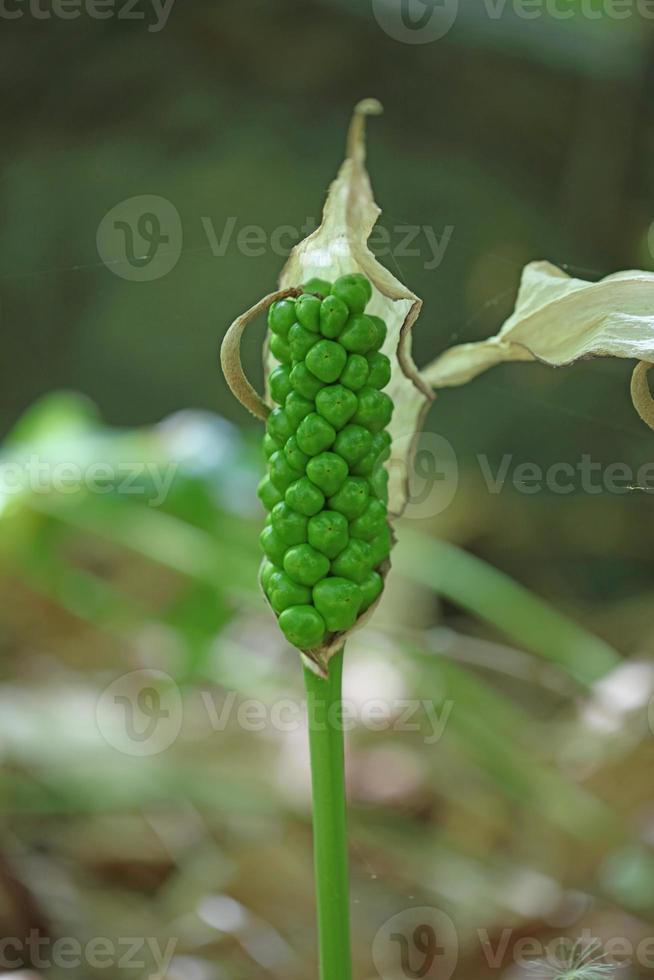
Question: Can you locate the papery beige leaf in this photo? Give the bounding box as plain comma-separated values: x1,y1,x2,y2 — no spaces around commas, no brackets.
423,261,654,402
271,99,434,516
221,100,433,672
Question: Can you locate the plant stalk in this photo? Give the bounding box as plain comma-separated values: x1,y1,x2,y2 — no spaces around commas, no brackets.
303,648,352,980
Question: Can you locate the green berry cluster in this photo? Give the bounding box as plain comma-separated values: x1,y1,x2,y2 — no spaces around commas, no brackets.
257,273,394,650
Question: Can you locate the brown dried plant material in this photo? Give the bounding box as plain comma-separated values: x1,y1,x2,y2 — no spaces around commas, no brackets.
631,360,654,432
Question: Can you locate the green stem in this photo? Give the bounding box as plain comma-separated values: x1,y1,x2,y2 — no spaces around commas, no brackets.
304,648,353,980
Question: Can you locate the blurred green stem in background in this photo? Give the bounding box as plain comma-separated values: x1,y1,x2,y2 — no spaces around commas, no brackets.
304,648,352,980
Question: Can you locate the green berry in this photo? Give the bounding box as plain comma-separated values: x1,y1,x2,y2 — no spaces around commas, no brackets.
368,315,387,350
260,525,287,566
366,351,391,389
284,435,310,473
339,314,378,354
315,384,358,430
269,451,303,493
319,294,349,339
288,322,319,361
269,365,292,404
269,571,312,614
305,340,347,383
371,430,392,462
263,433,281,459
313,577,363,632
369,526,392,567
333,425,373,466
283,544,330,587
261,560,279,593
296,413,336,456
285,391,314,429
340,354,369,391
348,272,373,302
303,277,332,297
329,477,369,520
349,498,387,540
290,362,325,400
271,501,308,547
279,605,326,649
350,450,377,476
369,463,389,504
267,408,295,444
269,333,291,364
262,273,391,647
268,298,296,336
296,293,322,332
352,387,393,433
359,571,383,611
285,477,325,517
257,475,283,511
332,274,368,314
306,452,348,496
331,538,372,584
307,510,349,559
